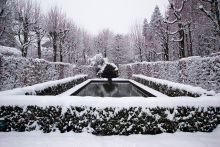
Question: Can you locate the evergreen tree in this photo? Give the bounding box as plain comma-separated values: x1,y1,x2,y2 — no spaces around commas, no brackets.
150,5,169,61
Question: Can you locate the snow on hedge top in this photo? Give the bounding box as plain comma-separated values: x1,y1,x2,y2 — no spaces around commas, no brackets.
0,75,87,95
133,74,216,96
0,46,21,57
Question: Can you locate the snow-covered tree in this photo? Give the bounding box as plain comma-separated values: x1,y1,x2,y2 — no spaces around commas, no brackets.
81,30,92,64
150,5,169,61
110,34,130,66
130,20,145,62
199,0,220,36
58,13,70,62
0,0,16,47
143,18,150,40
45,6,62,62
14,0,37,57
164,0,188,59
93,29,114,58
32,1,45,59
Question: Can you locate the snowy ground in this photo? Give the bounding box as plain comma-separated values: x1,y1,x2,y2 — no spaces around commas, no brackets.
0,125,220,147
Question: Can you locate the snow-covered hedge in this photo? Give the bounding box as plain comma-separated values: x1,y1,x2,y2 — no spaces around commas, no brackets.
0,46,22,57
0,75,87,95
0,105,219,134
0,55,96,91
133,75,215,97
119,55,220,93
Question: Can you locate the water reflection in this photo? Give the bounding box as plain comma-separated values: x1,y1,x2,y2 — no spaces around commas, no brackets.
73,82,149,97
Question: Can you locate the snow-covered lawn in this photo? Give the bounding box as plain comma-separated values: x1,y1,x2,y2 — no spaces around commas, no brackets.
0,125,220,147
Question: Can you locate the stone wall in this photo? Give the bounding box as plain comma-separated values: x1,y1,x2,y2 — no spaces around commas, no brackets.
119,55,220,93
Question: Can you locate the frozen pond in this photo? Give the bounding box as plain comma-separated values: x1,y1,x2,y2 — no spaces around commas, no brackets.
71,81,155,97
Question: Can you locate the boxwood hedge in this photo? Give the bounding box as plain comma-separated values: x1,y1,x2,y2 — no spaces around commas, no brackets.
25,76,87,95
133,76,201,97
0,105,219,135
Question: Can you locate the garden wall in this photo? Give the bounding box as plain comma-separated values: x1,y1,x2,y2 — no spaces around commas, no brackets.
0,54,96,91
119,54,220,93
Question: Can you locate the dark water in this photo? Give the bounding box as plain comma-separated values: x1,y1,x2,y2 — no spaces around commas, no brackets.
72,82,152,97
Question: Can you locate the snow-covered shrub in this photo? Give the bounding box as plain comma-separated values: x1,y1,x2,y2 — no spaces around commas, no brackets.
0,46,22,57
100,64,118,82
0,105,219,134
133,75,215,97
0,75,87,95
87,53,105,69
119,55,220,93
87,53,118,77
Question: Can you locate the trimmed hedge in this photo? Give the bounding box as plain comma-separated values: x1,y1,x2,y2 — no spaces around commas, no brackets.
119,55,220,93
25,76,87,95
0,105,219,135
0,55,96,92
133,76,201,97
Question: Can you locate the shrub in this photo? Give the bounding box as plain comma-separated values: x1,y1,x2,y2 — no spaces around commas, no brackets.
0,105,219,135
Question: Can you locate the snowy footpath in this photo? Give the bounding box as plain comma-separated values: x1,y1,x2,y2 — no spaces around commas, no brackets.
0,125,220,147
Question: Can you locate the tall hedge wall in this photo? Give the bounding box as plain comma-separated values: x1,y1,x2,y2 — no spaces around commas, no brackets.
119,55,220,93
0,55,96,91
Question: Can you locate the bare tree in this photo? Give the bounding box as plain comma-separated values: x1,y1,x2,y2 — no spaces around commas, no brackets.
58,13,69,62
111,34,129,66
130,20,145,62
164,0,188,59
33,1,45,59
0,0,10,37
0,0,16,47
64,21,82,64
14,0,38,57
199,0,220,36
93,29,114,58
81,30,92,64
46,6,62,62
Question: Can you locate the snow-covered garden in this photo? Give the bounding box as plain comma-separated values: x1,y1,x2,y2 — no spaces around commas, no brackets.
1,0,220,146
0,45,220,146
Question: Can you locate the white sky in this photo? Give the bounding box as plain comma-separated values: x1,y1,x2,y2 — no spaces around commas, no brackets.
40,0,169,35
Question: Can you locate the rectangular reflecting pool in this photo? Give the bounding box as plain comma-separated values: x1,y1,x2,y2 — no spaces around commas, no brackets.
71,81,155,97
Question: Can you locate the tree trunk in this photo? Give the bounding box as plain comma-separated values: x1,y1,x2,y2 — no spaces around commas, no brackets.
188,24,193,56
139,47,143,62
214,0,220,36
52,32,57,62
37,33,41,59
23,17,29,58
179,24,185,58
59,39,63,62
164,43,169,61
108,78,112,84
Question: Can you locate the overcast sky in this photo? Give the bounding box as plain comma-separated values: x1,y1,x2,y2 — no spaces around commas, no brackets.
40,0,169,35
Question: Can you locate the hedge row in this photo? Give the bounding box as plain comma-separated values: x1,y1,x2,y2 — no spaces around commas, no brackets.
25,76,87,95
119,55,220,93
133,76,201,97
0,106,219,135
0,55,96,91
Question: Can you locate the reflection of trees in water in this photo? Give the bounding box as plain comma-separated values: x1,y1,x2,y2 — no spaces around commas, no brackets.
76,82,147,97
